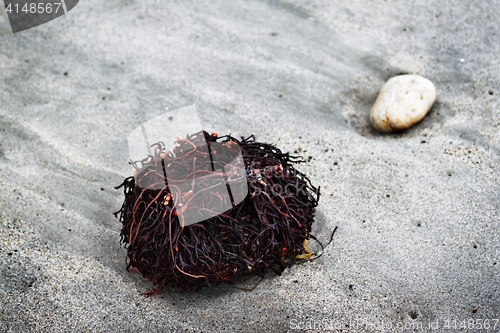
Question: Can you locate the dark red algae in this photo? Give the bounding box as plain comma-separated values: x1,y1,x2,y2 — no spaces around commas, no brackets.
114,131,320,293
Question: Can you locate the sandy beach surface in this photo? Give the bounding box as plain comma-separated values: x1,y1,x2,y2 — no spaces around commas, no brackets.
0,1,498,332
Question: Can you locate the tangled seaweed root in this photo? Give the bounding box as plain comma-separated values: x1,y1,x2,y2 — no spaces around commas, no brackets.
114,131,320,292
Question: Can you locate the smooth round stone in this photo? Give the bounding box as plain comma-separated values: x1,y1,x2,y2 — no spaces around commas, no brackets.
370,75,437,133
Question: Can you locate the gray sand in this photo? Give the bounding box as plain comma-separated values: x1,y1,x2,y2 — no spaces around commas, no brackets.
0,1,498,332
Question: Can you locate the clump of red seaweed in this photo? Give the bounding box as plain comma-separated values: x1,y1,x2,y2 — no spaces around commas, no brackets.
114,131,320,293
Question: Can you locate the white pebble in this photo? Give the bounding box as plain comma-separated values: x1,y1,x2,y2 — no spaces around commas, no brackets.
370,75,437,133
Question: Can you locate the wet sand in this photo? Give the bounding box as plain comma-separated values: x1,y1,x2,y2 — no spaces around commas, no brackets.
0,1,498,332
